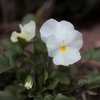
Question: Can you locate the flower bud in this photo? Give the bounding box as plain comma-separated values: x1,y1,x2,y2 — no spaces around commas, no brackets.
24,74,34,89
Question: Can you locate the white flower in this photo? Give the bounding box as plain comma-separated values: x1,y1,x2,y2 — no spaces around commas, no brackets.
10,21,36,42
40,18,83,66
24,81,33,89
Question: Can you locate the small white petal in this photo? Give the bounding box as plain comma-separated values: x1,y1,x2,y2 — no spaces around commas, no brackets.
24,21,36,37
23,32,34,41
10,31,20,42
19,24,24,33
19,21,36,41
24,82,32,89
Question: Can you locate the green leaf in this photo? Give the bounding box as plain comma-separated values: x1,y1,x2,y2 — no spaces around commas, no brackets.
50,71,70,84
47,79,59,90
87,72,100,82
16,67,30,79
22,14,38,25
5,85,16,96
69,97,76,100
34,97,43,100
36,38,47,53
18,37,37,49
28,91,42,98
0,39,20,55
82,47,100,62
39,87,46,92
48,58,55,74
38,70,48,87
23,58,44,76
85,80,100,89
58,65,77,76
78,79,100,89
54,93,76,100
54,93,75,100
44,95,53,100
0,54,14,74
78,79,89,85
5,85,26,95
0,73,10,86
78,72,100,89
0,91,26,100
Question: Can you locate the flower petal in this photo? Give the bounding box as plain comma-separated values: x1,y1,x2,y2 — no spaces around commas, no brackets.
53,50,65,65
64,30,83,50
60,20,74,31
23,31,34,41
40,18,64,42
66,48,81,64
19,24,24,33
53,50,72,66
46,35,62,57
10,31,20,42
53,48,81,66
19,21,36,41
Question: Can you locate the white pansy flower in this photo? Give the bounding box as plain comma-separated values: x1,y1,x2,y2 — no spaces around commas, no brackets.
40,18,83,66
24,81,33,90
10,21,36,42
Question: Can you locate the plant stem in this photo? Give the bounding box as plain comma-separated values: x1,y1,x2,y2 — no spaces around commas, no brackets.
70,75,87,79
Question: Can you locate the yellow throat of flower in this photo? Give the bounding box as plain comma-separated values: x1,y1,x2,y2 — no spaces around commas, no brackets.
61,46,67,52
21,34,25,38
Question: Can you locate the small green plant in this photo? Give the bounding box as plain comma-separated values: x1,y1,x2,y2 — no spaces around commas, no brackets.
0,15,100,100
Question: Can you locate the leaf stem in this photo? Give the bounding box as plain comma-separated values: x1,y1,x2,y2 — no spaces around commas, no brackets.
70,75,87,79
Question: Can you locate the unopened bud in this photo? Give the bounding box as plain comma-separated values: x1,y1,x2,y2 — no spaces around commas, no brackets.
24,74,34,89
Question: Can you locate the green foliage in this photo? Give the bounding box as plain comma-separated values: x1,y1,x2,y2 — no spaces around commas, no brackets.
0,39,21,55
38,70,48,87
77,72,100,99
85,90,97,95
58,65,77,76
0,91,26,100
50,71,70,84
82,47,100,62
54,93,76,100
0,54,15,74
44,95,53,100
1,18,100,100
5,85,26,95
18,37,37,49
46,79,59,90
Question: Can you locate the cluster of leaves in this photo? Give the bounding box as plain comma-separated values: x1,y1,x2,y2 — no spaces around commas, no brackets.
1,15,100,100
0,35,77,100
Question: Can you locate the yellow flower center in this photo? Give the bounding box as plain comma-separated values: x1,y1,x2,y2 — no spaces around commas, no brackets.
21,34,24,38
61,46,67,52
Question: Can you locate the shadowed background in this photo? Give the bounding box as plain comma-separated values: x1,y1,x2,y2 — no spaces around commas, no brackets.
0,0,100,99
